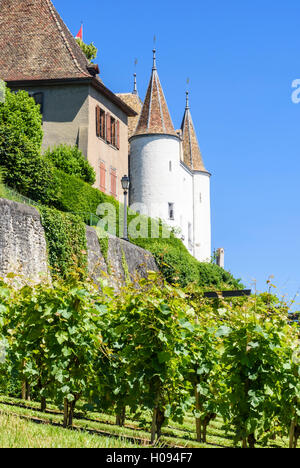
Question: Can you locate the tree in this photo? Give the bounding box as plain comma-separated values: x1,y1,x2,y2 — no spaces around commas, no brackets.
0,85,59,204
76,39,98,62
44,144,96,185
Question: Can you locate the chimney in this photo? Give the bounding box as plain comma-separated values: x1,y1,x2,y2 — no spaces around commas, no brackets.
216,248,225,269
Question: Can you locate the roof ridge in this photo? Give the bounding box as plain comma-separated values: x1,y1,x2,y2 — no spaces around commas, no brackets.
45,0,90,78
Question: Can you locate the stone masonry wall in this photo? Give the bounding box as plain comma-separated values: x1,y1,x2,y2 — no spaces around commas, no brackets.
0,198,49,283
0,198,158,286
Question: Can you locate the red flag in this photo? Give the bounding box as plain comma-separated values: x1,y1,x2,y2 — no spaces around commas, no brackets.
75,24,83,41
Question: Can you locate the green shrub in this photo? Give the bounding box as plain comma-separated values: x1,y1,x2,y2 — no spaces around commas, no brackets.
52,169,120,230
38,206,88,279
0,86,59,204
132,236,241,290
44,144,96,185
0,86,43,152
0,167,7,198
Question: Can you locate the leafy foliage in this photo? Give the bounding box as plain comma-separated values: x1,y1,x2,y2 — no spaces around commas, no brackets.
0,275,299,445
0,86,59,204
38,206,88,280
76,39,98,62
44,144,96,185
5,279,104,425
132,236,242,290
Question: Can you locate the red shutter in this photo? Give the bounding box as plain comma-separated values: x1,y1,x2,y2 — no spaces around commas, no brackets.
106,113,111,144
96,106,100,137
110,168,117,198
116,120,120,149
100,161,106,192
101,110,106,139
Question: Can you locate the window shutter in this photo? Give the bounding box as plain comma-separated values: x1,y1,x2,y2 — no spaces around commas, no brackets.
116,120,120,149
110,168,117,198
100,161,106,192
106,113,111,144
96,106,100,137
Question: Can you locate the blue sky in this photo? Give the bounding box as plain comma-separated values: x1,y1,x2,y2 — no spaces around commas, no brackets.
54,0,300,307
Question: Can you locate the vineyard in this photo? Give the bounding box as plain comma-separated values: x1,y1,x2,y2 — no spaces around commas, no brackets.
0,273,299,449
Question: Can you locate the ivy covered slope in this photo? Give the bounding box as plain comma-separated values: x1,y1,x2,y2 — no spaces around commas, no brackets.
0,85,241,289
133,236,242,289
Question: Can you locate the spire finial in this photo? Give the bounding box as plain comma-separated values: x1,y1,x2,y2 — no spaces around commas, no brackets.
185,91,190,109
133,73,138,95
152,49,157,70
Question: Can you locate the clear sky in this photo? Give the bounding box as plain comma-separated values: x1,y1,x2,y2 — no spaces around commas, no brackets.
54,0,300,308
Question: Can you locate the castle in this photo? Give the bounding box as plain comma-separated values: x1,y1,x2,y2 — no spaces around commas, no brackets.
0,0,212,263
118,51,211,262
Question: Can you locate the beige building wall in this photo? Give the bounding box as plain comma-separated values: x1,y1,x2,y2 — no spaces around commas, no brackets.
10,82,129,203
10,83,90,153
88,86,129,202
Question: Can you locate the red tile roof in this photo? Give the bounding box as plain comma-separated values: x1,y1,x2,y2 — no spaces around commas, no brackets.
134,50,177,137
0,0,94,81
181,92,208,172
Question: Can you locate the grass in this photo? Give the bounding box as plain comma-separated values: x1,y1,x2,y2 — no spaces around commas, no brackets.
0,395,294,449
0,412,140,448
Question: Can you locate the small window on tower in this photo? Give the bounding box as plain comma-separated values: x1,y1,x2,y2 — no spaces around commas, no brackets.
199,193,202,203
169,161,172,172
168,203,174,220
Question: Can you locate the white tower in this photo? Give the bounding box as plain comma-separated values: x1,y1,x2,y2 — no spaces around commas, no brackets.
128,51,211,263
180,92,211,261
129,50,181,229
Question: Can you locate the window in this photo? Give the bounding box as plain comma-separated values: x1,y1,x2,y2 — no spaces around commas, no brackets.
96,106,106,140
199,193,202,203
96,107,120,149
100,161,106,192
169,161,172,172
110,167,117,198
111,117,116,147
110,118,120,149
100,109,106,139
168,203,174,220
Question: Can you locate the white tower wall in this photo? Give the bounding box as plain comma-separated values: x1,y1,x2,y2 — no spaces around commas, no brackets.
178,164,194,254
129,134,181,228
193,172,211,262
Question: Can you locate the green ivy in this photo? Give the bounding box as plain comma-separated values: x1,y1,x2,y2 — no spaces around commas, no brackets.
38,206,88,280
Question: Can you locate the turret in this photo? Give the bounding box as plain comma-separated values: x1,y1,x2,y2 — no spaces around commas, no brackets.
129,50,181,226
181,92,211,261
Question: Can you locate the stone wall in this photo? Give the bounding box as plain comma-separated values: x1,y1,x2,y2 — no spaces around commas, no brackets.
0,199,49,283
86,226,158,288
0,198,158,286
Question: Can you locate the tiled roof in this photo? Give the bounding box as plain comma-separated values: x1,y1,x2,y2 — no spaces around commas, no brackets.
181,92,207,172
0,0,94,81
133,50,177,137
116,92,143,139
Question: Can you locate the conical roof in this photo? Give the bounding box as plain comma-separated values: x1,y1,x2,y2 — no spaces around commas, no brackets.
133,50,177,137
181,92,207,172
0,0,95,81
